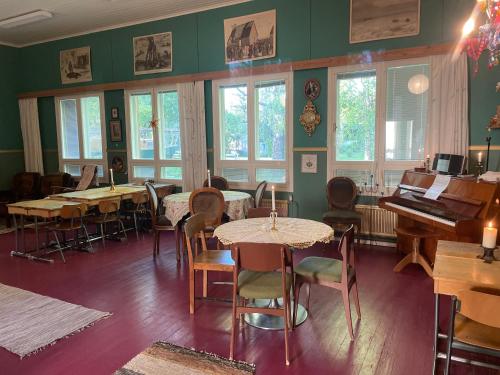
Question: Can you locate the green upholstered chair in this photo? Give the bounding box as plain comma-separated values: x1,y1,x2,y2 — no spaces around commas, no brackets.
230,242,293,366
322,177,361,243
293,225,361,340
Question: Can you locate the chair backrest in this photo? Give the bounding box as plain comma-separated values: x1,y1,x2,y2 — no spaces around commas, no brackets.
326,177,358,210
203,176,229,190
98,199,120,214
60,204,87,220
184,213,208,264
189,187,225,228
247,207,272,218
338,225,355,281
12,172,41,199
457,290,500,328
254,180,267,208
75,165,98,191
131,191,148,205
145,182,159,225
231,242,292,272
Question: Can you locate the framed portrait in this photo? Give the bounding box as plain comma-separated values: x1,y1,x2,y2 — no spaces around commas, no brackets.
110,120,122,142
301,154,317,174
133,32,172,75
350,0,420,44
60,46,92,84
111,107,119,119
224,9,276,64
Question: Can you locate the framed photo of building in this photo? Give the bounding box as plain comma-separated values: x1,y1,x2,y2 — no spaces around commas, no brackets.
110,120,122,142
224,9,276,64
350,0,420,44
60,47,92,84
133,32,172,75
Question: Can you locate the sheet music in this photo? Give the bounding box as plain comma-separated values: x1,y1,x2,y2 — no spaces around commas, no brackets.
423,174,451,200
76,165,96,191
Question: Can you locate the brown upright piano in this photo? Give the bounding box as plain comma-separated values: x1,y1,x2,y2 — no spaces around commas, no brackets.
379,171,500,264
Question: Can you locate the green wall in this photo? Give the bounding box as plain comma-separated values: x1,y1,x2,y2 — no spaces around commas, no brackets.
1,0,498,218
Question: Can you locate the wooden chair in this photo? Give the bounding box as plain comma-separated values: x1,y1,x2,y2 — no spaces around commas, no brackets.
121,191,148,239
247,206,288,218
254,180,267,208
444,290,500,373
230,242,293,366
145,183,177,260
393,226,439,277
50,203,92,262
92,199,127,244
189,187,225,243
184,213,234,314
322,177,361,244
203,176,229,190
293,225,361,340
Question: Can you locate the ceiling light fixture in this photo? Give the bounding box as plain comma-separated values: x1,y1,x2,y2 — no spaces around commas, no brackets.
0,10,53,29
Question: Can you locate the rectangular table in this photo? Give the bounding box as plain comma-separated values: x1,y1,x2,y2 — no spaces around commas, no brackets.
49,184,147,206
7,199,83,263
432,240,500,373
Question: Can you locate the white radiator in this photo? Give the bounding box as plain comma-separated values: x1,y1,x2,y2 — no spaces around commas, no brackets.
355,204,397,238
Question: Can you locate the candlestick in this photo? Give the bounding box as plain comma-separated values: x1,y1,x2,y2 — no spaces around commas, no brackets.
482,221,497,248
207,169,211,187
269,209,278,231
271,185,276,211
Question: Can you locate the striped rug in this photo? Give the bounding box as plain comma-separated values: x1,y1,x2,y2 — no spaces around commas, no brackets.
115,342,255,375
0,283,110,357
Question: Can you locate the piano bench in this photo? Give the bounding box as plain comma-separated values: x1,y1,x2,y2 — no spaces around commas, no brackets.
393,227,440,278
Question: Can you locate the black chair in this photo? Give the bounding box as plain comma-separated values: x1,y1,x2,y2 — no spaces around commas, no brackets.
322,177,361,243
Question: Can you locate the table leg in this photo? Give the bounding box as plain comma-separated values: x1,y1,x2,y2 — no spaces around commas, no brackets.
12,214,19,252
432,293,440,375
34,216,39,252
444,296,457,375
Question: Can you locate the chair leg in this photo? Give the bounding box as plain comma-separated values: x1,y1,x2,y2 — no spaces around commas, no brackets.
156,231,161,255
153,231,158,257
230,296,238,360
445,296,457,375
189,267,195,314
100,223,105,245
202,270,208,298
53,232,65,263
83,225,93,252
284,292,290,366
342,288,354,340
352,281,361,319
133,212,139,240
119,220,127,240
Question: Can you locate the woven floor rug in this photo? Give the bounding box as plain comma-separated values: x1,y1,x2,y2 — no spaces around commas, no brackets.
0,283,110,357
115,341,255,375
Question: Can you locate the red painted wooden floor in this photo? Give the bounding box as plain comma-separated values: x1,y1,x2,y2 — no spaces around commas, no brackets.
0,229,497,375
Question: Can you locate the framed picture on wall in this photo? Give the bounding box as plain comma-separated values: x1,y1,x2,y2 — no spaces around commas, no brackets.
301,154,317,174
111,107,119,119
350,0,420,44
224,9,276,64
60,46,92,84
110,120,122,142
133,32,172,75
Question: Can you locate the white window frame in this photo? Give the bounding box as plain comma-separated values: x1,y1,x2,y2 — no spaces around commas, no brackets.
124,86,184,185
55,92,108,181
327,57,431,194
212,72,294,191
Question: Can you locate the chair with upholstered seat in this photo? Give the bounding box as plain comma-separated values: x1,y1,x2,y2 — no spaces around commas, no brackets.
145,183,177,260
254,180,267,208
184,213,234,314
230,242,293,365
322,177,361,243
293,225,361,340
203,175,229,190
442,290,500,373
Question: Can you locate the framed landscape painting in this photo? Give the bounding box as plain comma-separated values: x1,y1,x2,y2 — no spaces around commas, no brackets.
224,9,276,64
350,0,420,44
133,32,172,75
60,47,92,84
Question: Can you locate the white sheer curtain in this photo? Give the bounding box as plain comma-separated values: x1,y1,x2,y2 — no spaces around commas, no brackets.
178,81,207,192
426,53,469,157
18,98,44,174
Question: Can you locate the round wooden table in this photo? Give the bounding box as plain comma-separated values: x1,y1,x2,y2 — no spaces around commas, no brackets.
214,217,334,330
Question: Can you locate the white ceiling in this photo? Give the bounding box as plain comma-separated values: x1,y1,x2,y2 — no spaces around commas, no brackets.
0,0,249,47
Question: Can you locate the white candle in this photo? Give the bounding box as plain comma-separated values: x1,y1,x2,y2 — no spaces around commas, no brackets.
478,152,483,163
207,169,211,187
482,221,497,248
271,185,276,211
110,168,114,185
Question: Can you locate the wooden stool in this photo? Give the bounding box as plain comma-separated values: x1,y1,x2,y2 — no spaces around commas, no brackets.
393,227,439,277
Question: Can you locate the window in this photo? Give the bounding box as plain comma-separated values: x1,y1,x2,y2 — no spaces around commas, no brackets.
55,94,107,179
125,87,182,183
213,73,293,190
328,59,430,191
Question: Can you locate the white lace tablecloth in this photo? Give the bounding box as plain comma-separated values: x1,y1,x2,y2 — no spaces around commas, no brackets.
213,217,334,249
163,190,253,226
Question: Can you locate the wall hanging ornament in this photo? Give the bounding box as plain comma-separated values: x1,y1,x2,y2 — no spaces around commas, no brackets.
299,79,321,136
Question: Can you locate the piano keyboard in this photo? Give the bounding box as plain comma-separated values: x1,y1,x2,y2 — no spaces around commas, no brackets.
384,202,456,228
